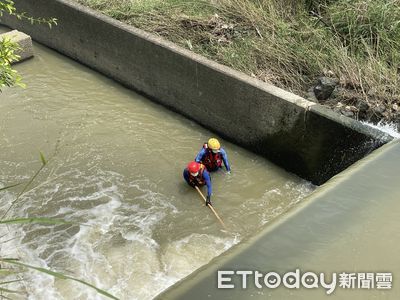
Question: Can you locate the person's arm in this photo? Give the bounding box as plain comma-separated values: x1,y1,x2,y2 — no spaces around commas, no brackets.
195,148,206,163
183,169,194,187
220,148,231,172
183,169,189,182
203,170,212,198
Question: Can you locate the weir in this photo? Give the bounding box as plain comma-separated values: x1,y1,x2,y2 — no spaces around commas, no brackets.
0,34,314,299
1,1,399,299
158,140,400,299
0,0,393,185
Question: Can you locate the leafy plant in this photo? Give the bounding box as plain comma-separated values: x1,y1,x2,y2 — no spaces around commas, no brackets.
0,0,57,91
0,36,24,91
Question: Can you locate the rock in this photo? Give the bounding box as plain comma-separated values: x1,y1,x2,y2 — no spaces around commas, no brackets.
373,104,386,116
369,104,387,123
391,113,400,131
0,30,34,63
356,100,369,113
313,76,339,101
306,86,319,103
356,100,369,118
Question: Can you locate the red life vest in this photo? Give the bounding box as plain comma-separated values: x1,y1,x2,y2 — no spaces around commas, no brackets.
188,164,206,186
202,143,222,171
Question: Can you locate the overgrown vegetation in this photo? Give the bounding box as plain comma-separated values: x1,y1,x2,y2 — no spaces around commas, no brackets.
0,35,25,91
78,0,400,127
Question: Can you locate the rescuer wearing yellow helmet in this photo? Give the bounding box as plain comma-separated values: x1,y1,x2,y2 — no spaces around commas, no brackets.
195,138,231,173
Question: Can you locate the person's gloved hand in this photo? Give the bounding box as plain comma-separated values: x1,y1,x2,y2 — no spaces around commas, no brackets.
206,195,212,206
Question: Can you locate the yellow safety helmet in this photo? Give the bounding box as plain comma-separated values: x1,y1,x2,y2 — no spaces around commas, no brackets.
208,138,221,150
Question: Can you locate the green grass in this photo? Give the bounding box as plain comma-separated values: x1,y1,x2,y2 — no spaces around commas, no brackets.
77,0,400,124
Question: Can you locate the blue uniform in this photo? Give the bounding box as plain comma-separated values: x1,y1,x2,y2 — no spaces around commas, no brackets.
195,147,231,172
183,168,212,197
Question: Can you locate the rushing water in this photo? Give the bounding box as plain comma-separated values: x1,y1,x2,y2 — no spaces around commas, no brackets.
0,38,314,299
363,121,400,139
159,141,400,300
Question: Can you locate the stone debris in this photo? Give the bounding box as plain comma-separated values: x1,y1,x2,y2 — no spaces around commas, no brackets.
313,76,339,101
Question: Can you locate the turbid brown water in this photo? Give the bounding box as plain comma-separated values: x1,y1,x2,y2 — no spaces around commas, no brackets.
159,140,400,300
0,36,313,299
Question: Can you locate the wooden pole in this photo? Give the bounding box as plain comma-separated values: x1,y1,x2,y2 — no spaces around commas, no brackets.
195,186,227,230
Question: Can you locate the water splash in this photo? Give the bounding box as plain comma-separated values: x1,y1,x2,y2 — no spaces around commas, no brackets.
0,39,315,299
362,121,400,139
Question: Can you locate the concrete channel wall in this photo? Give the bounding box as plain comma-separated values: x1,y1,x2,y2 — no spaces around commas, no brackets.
158,140,400,299
0,0,392,184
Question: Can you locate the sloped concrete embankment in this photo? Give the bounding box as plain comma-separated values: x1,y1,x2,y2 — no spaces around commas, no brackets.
157,140,400,300
0,0,392,184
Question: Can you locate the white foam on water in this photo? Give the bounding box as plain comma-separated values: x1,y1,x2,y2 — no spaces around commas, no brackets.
0,162,315,300
40,220,240,299
257,181,314,226
96,233,241,300
0,168,122,297
121,229,159,250
0,205,61,299
161,233,239,278
362,120,400,139
23,252,65,300
0,141,315,300
7,171,172,299
0,188,14,214
0,38,317,299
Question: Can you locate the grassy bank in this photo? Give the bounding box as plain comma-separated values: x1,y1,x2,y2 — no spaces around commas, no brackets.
78,0,400,127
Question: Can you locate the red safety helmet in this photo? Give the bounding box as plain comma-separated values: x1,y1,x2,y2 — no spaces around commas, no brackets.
187,161,201,174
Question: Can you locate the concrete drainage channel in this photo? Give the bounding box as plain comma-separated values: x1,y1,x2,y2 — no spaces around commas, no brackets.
1,0,393,186
158,139,400,300
1,0,396,298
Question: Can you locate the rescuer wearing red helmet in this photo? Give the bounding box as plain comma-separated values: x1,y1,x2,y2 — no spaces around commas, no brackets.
183,161,213,206
195,138,231,173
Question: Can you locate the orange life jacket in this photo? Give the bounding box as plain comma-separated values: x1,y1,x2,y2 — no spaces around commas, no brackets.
202,143,222,171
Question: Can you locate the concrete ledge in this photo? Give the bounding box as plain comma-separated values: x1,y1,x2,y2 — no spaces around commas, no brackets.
0,0,393,184
0,29,33,62
157,140,400,299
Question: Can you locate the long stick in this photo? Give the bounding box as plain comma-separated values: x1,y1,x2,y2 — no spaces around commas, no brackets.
195,186,227,229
